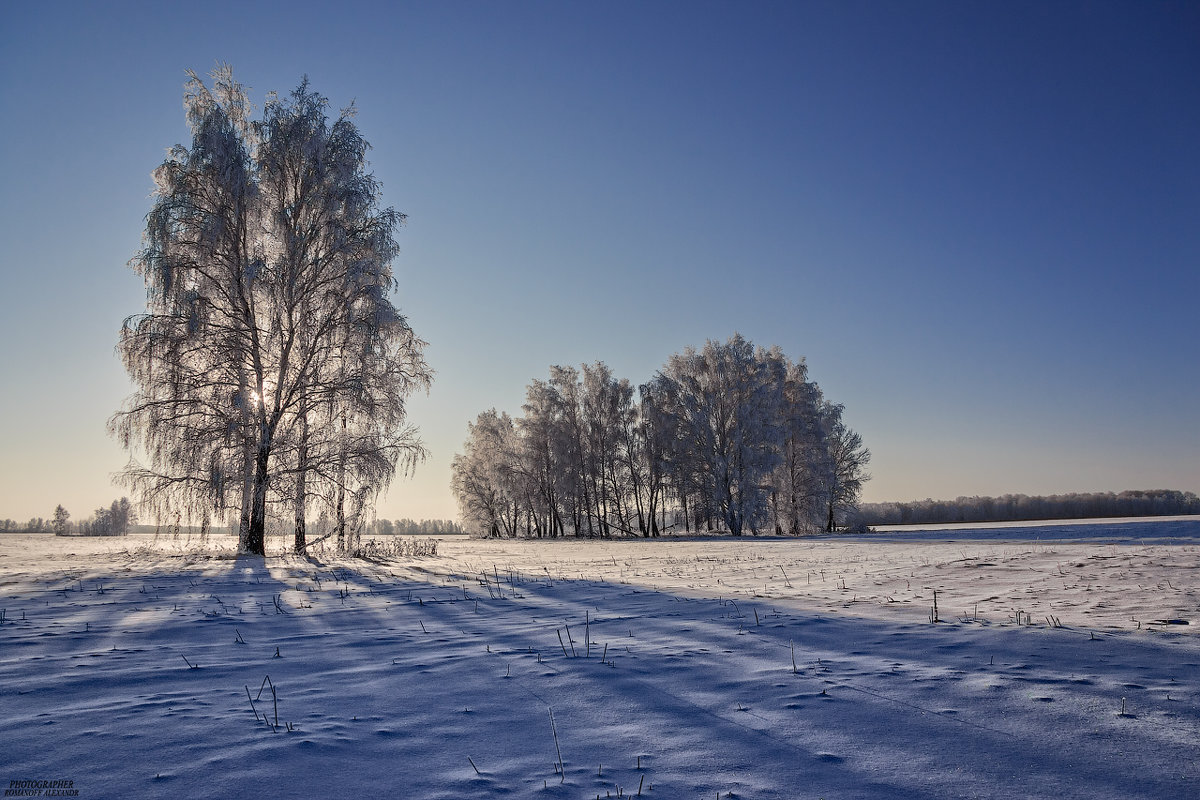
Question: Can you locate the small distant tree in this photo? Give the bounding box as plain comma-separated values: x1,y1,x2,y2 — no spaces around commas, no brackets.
767,356,830,535
820,404,871,531
52,505,71,536
109,497,135,536
88,507,113,536
451,410,521,537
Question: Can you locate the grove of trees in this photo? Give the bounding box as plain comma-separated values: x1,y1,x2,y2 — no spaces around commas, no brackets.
856,489,1200,527
72,498,137,536
111,67,430,555
451,334,870,538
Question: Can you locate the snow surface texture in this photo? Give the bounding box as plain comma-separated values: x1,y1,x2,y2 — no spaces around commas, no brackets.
2,520,1198,799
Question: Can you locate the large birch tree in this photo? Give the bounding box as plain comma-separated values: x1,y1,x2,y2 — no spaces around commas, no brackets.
112,66,430,555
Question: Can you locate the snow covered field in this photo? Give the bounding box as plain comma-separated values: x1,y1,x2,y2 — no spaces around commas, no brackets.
2,520,1198,798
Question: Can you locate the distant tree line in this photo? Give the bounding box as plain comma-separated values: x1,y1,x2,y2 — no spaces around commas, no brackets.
369,518,464,536
0,499,136,535
855,490,1200,526
0,518,51,533
452,334,870,538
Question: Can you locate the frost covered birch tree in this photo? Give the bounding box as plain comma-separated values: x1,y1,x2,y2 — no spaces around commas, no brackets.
656,336,784,536
819,403,871,531
112,66,430,555
451,410,521,538
766,355,831,535
52,506,70,536
518,377,569,538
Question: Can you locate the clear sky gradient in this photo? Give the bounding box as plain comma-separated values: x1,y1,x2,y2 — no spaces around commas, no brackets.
1,1,1196,524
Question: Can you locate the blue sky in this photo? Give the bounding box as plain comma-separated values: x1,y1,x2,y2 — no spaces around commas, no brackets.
1,1,1196,524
